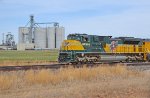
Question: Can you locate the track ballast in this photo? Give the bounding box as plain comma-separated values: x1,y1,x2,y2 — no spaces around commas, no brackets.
0,64,63,71
0,62,150,71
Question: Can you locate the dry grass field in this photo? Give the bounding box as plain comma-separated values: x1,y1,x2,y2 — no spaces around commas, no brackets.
0,65,150,98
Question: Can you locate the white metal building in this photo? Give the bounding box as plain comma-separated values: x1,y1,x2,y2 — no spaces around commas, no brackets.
18,27,30,43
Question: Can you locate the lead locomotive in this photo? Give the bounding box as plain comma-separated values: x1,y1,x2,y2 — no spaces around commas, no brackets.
58,34,150,64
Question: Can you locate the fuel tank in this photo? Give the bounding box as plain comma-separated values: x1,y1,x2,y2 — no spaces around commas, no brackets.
100,55,128,62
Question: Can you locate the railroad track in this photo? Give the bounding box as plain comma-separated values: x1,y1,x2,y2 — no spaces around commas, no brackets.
0,64,64,71
0,62,150,72
123,62,150,66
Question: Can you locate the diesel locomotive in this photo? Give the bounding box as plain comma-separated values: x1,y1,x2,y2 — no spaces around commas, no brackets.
58,34,150,64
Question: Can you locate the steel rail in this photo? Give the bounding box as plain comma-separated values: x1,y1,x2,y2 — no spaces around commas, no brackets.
0,64,63,72
0,62,150,72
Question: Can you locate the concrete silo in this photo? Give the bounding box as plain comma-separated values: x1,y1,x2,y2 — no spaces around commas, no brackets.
47,27,55,49
34,27,46,49
56,27,65,49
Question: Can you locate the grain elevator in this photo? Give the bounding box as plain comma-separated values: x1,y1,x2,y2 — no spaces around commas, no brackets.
17,15,65,50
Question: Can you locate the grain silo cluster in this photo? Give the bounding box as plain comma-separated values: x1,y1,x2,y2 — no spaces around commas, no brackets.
17,15,65,50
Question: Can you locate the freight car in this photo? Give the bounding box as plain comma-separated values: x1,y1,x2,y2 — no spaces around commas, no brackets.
58,34,150,64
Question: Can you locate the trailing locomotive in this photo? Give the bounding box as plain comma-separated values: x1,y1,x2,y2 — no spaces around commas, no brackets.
58,34,150,64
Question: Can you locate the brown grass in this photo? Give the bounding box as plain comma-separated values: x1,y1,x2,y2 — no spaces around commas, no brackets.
0,60,57,66
0,65,143,89
0,65,149,98
25,65,126,85
0,75,16,90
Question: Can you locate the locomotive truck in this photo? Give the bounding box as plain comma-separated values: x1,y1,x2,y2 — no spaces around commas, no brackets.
58,34,150,64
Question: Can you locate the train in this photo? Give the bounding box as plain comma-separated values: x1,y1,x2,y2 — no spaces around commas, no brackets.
58,33,150,64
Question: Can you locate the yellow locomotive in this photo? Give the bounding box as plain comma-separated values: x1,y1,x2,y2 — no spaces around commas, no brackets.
58,34,150,64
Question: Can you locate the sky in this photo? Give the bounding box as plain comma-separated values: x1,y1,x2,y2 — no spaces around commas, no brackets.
0,0,150,43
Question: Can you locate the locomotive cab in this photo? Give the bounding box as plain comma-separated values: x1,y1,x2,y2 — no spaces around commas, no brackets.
67,34,105,52
59,34,105,63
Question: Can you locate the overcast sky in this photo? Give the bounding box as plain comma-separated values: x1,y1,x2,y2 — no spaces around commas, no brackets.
0,0,150,43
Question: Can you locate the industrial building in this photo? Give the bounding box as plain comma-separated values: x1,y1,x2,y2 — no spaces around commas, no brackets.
0,32,16,50
17,15,65,50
